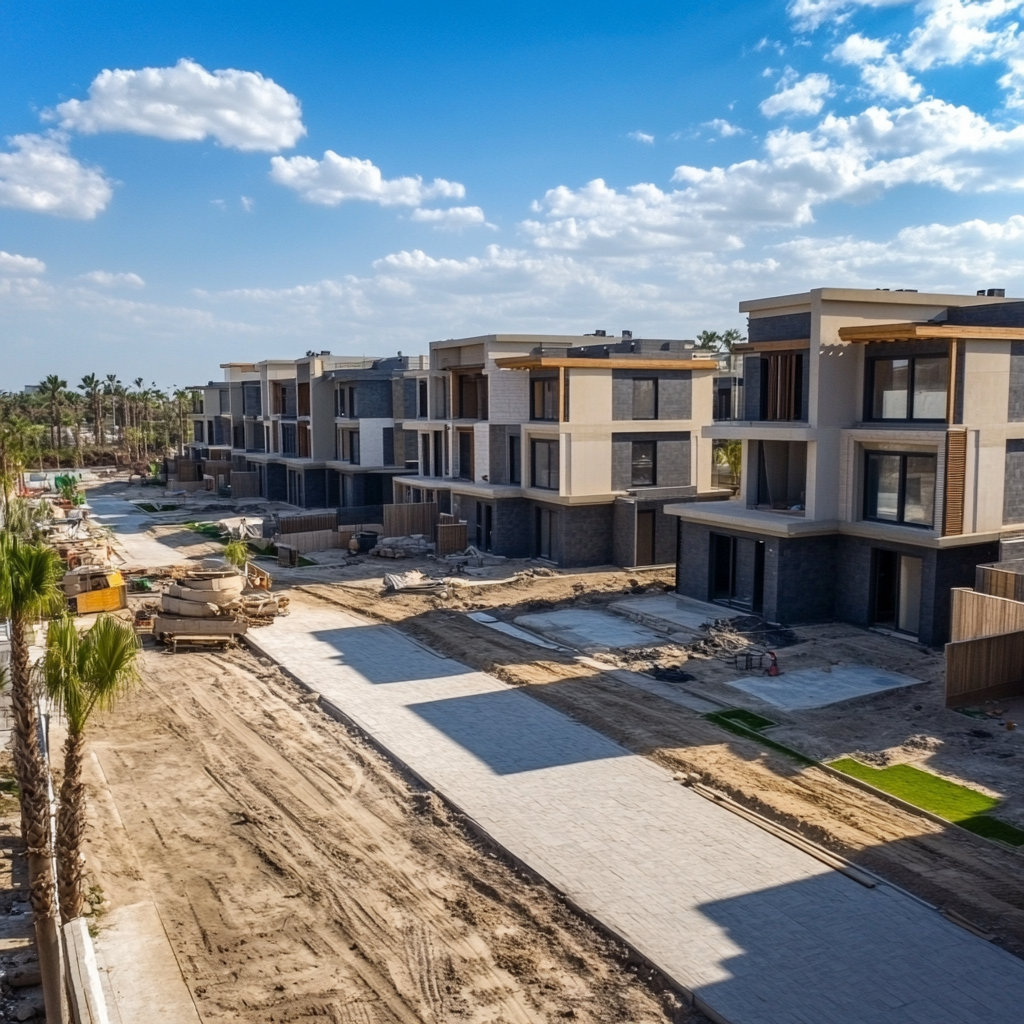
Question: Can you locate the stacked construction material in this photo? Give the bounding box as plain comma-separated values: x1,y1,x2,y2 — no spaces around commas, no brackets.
160,570,244,618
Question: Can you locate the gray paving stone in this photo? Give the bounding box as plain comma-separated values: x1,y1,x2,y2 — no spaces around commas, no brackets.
249,600,1024,1024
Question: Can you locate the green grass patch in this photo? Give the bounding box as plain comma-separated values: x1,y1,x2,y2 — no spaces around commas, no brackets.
184,521,225,541
704,712,815,765
297,556,315,567
716,708,776,731
135,502,158,513
828,758,1024,847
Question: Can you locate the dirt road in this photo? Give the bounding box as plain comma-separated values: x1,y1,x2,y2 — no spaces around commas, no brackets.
84,645,694,1024
298,578,1024,958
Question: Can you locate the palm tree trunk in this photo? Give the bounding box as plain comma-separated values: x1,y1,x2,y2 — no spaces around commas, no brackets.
55,731,86,921
9,616,65,1022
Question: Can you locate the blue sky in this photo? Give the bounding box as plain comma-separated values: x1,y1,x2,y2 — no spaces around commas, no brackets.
3,0,1024,388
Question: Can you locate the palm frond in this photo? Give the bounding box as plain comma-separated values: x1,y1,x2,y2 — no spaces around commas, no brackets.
81,616,141,715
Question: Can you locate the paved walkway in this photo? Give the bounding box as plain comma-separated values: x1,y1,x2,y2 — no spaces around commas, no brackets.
89,496,193,567
250,599,1024,1024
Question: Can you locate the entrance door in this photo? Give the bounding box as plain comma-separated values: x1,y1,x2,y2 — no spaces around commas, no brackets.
711,534,764,612
898,555,922,635
871,549,899,629
536,508,556,560
636,510,656,566
475,502,494,552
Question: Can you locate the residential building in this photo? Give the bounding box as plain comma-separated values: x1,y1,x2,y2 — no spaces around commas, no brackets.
392,332,723,567
213,351,426,510
667,287,1024,645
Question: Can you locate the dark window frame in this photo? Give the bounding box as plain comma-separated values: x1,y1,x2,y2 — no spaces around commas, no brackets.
530,377,559,421
418,379,429,418
863,449,936,528
632,378,658,420
865,355,949,423
531,438,559,490
508,434,521,485
630,440,657,487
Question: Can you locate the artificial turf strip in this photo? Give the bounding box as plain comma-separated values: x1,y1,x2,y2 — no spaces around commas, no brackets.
828,758,1024,847
716,708,777,731
704,713,815,765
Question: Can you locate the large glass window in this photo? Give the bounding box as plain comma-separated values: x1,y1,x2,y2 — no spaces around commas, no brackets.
865,451,935,527
633,378,657,420
508,434,521,484
631,441,656,486
531,378,558,421
869,356,947,421
531,439,559,490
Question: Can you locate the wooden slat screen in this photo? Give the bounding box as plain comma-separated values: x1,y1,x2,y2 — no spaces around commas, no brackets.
436,522,468,556
278,511,338,534
949,587,1024,641
383,502,438,540
945,629,1024,706
943,429,967,536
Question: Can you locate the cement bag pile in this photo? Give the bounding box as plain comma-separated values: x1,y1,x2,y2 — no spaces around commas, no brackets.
160,570,244,618
371,535,435,559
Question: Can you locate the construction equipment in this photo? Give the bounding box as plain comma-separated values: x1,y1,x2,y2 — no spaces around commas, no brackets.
62,568,128,615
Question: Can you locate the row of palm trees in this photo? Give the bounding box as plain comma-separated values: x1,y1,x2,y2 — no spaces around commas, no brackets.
2,375,197,472
1,523,139,1021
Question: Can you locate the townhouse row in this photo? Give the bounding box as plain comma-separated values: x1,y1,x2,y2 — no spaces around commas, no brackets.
185,285,1024,645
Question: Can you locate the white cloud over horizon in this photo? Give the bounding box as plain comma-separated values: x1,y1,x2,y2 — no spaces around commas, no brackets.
411,205,491,229
78,270,146,288
0,252,46,275
52,58,306,152
760,70,834,116
269,151,466,207
0,133,112,218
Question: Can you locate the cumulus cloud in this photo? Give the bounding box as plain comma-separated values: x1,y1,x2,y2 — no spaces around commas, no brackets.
628,131,655,143
831,33,890,64
704,119,746,137
0,251,46,275
78,271,145,288
902,0,1023,71
787,0,912,33
269,151,465,207
52,58,305,152
411,206,491,229
521,99,1024,255
760,71,834,116
0,133,112,219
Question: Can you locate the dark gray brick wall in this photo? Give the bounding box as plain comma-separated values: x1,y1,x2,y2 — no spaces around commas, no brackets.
490,425,509,485
743,356,762,420
1010,342,1024,422
494,498,533,557
611,432,690,490
611,370,691,421
304,469,327,508
772,535,837,624
612,500,635,568
946,300,1024,327
557,503,614,566
676,521,712,601
355,380,393,419
1004,439,1024,523
747,312,811,343
266,462,287,501
383,428,395,466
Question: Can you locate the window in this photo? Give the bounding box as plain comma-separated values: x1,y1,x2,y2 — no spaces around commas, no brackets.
342,430,360,465
281,423,297,455
631,441,656,486
531,439,559,490
864,451,935,527
531,378,558,420
193,421,204,443
418,379,428,417
869,356,948,421
297,382,310,417
219,389,230,413
509,434,521,484
348,387,356,419
762,353,803,421
335,386,346,417
632,379,657,420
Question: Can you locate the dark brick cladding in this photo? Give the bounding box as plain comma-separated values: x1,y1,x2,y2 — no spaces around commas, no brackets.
611,370,691,420
1004,441,1024,523
1010,342,1024,422
610,432,690,490
528,501,614,567
946,300,1024,328
353,380,393,419
747,312,811,343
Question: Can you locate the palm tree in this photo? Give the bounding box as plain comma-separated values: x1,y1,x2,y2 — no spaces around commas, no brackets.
37,375,67,456
78,374,104,446
65,392,84,467
43,615,140,920
104,375,123,449
0,415,36,521
0,533,66,1020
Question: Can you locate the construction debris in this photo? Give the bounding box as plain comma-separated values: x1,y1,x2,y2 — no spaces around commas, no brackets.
372,535,435,558
382,569,447,594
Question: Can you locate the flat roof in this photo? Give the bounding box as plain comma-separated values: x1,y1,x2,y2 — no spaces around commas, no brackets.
739,287,1020,314
494,355,717,371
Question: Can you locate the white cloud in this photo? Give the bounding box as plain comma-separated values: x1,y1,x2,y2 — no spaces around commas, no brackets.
831,33,890,64
411,206,491,229
78,271,145,288
903,0,1023,71
0,133,112,219
704,119,746,137
760,71,834,116
269,151,465,207
240,196,255,212
52,58,305,152
787,0,912,33
628,131,655,143
859,56,924,100
0,252,46,275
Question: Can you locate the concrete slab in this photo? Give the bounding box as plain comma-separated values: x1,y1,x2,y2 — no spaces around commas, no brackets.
89,497,193,567
726,665,924,711
465,612,566,650
610,594,741,634
250,601,1024,1024
514,608,666,651
93,901,201,1024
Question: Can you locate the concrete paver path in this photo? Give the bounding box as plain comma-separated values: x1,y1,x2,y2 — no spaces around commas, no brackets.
251,600,1024,1024
90,496,193,566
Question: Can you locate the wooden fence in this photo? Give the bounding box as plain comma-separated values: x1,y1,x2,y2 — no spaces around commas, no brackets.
278,511,338,535
950,587,1024,641
176,458,201,483
945,629,1024,706
975,563,1024,602
383,502,438,540
436,521,468,556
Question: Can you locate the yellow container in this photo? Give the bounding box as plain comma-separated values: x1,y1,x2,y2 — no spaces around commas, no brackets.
71,571,127,614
